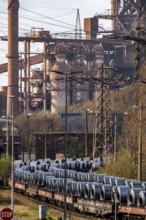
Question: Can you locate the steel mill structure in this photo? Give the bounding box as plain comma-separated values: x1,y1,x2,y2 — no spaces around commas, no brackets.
0,0,146,162
1,0,144,115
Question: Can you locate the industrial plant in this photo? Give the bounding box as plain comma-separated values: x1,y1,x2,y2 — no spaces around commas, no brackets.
0,0,139,116
0,0,145,166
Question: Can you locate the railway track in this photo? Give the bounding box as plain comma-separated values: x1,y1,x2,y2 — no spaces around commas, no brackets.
14,191,103,220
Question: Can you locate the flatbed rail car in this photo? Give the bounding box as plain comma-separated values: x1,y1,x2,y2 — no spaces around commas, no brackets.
74,198,114,217
38,188,53,202
118,205,146,219
9,179,146,219
26,184,38,197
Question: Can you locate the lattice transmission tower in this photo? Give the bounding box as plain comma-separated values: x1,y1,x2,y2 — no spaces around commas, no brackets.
75,9,82,39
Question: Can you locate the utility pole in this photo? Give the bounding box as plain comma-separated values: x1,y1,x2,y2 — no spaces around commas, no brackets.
6,116,9,157
85,109,90,157
44,114,47,159
138,102,142,181
114,114,117,164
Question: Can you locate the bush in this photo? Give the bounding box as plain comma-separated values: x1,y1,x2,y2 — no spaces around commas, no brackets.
98,148,136,179
0,155,11,185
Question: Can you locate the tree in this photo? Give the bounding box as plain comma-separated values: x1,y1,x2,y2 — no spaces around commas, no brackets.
14,111,61,155
0,155,11,185
98,148,136,179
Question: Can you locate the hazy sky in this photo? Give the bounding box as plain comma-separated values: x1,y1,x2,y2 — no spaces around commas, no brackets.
0,0,111,85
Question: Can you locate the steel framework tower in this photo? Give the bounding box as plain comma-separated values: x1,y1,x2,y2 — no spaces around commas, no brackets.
96,0,141,33
75,9,82,39
95,63,111,165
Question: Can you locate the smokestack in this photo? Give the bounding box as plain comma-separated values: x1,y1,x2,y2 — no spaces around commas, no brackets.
111,0,118,32
7,0,19,116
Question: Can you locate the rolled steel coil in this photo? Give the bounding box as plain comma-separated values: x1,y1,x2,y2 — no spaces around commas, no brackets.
100,184,112,201
111,186,118,203
85,161,91,170
67,170,76,179
137,191,146,207
127,188,143,206
115,178,126,186
125,179,136,186
23,171,31,183
91,161,101,170
30,160,40,172
71,181,78,196
86,173,96,182
142,182,146,190
90,183,102,199
46,176,55,189
78,182,87,198
109,177,119,186
84,182,95,199
130,180,142,188
37,171,45,185
72,172,81,181
57,178,64,192
18,161,27,167
95,174,106,183
50,178,58,190
68,161,77,170
103,176,113,184
78,173,86,182
76,158,84,162
61,178,73,193
14,168,24,181
29,172,35,184
41,172,54,186
55,158,65,164
66,180,75,194
78,161,86,171
116,186,130,203
50,167,60,176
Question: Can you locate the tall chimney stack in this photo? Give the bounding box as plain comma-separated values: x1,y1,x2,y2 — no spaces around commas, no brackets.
7,0,19,116
111,0,118,32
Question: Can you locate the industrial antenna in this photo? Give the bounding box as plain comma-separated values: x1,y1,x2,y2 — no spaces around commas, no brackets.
75,9,82,39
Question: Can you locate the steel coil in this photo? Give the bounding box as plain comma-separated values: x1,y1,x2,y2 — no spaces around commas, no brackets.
30,160,40,172
100,184,112,201
142,182,146,190
115,178,126,186
130,180,142,188
66,180,75,194
78,182,87,198
90,183,102,199
111,186,118,203
78,173,86,182
127,188,143,205
96,174,106,183
41,172,54,186
84,182,94,199
71,181,78,196
109,177,118,186
23,171,31,183
116,186,130,203
137,191,146,207
125,179,136,186
86,173,96,182
103,176,113,184
46,176,55,189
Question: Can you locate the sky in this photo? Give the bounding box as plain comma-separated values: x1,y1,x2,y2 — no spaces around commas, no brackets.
0,0,111,85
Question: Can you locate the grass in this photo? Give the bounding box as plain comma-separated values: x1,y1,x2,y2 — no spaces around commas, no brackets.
0,188,86,220
0,188,63,220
